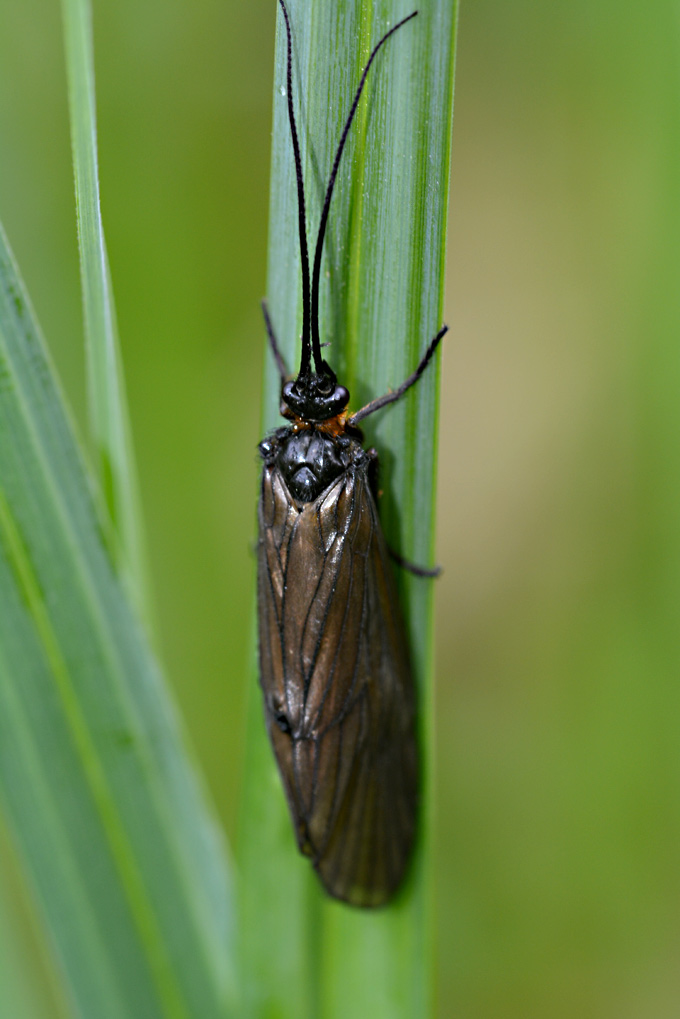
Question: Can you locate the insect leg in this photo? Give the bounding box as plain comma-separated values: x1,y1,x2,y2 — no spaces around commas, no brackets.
348,324,448,426
389,548,441,578
367,447,441,577
261,298,288,383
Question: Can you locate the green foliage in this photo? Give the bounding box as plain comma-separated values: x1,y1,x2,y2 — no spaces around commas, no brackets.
0,0,455,1015
61,0,146,603
0,1,236,1014
0,218,235,1018
238,2,457,1016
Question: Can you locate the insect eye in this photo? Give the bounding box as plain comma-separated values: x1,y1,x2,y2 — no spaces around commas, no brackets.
274,712,292,735
333,384,349,408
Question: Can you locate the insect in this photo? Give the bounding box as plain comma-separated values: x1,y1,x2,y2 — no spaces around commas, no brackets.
257,0,447,907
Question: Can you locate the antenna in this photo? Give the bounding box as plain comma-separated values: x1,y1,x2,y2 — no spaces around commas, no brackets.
309,11,418,373
278,0,312,376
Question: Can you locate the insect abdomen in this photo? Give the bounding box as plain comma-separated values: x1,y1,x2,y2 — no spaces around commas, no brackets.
257,431,418,906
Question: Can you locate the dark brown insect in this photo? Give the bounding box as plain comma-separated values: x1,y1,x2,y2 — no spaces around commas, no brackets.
257,0,447,907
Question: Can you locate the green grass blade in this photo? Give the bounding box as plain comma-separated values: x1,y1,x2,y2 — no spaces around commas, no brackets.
61,0,147,604
238,1,457,1015
0,903,42,1019
0,221,235,1017
0,866,53,1019
0,821,71,1019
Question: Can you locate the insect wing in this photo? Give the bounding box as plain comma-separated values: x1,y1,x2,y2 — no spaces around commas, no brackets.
257,459,418,906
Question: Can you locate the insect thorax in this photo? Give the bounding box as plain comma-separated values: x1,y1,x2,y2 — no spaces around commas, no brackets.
259,426,365,503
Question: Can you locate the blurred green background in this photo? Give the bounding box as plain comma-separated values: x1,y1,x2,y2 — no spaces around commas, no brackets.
1,0,678,1016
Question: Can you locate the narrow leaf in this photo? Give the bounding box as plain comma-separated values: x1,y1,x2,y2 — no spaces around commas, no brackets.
238,1,457,1014
0,848,59,1019
61,0,147,605
0,222,235,1018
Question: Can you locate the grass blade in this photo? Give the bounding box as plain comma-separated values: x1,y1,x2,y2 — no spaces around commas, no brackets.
0,864,54,1019
0,221,235,1017
61,0,147,603
238,1,457,1014
0,902,42,1019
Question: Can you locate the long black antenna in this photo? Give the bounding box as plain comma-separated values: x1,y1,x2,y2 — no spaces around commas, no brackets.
309,11,418,373
278,0,312,376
